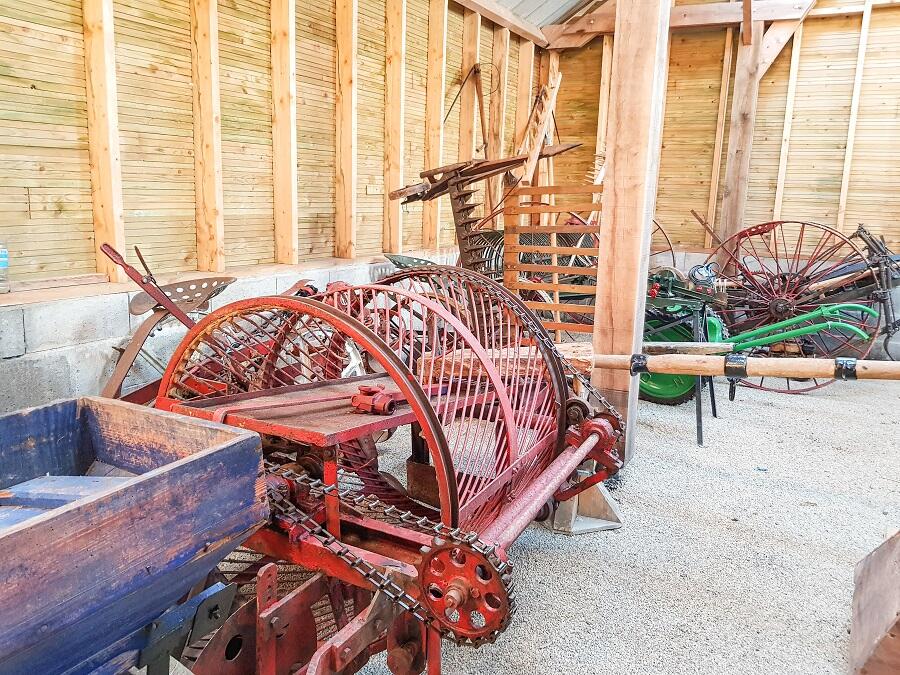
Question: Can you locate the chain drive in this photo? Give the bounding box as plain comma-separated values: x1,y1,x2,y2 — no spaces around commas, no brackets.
262,460,515,647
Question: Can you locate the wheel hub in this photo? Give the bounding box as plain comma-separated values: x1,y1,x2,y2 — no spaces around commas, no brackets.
769,297,793,318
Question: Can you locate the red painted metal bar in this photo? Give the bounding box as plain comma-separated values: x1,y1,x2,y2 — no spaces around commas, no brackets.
480,431,605,550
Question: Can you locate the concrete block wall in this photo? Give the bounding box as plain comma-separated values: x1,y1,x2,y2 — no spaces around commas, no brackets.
0,253,454,413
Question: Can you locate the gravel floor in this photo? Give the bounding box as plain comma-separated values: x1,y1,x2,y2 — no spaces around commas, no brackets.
365,379,900,675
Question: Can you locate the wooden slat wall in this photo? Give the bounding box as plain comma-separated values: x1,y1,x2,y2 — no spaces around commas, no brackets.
0,0,96,280
780,16,860,226
115,0,197,272
219,0,275,267
556,9,900,251
296,0,336,258
357,0,386,255
655,30,725,248
403,0,428,251
844,6,900,238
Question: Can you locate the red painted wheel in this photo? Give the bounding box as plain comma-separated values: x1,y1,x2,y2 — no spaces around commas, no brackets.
707,220,882,393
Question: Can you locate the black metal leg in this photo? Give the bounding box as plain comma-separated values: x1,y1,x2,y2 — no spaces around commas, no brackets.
693,307,704,446
707,375,718,418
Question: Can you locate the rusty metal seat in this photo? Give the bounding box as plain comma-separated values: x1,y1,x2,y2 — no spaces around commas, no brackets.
129,277,235,316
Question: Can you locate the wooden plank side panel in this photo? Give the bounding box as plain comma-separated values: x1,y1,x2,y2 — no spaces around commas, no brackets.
655,29,726,247
0,2,96,280
296,0,337,259
844,6,900,249
440,1,464,248
780,15,861,226
116,0,197,272
220,0,275,268
357,0,387,255
403,0,428,251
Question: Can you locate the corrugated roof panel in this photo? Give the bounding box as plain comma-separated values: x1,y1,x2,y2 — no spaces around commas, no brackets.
495,0,597,27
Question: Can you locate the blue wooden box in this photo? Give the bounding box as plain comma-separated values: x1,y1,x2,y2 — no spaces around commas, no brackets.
0,397,268,675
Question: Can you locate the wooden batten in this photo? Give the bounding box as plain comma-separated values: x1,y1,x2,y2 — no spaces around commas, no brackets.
773,23,802,220
592,0,671,461
836,0,873,232
704,25,734,246
458,10,481,162
271,0,298,264
718,19,763,243
422,0,448,249
595,34,613,158
487,26,510,213
335,0,358,259
190,0,226,273
83,0,127,283
384,0,407,254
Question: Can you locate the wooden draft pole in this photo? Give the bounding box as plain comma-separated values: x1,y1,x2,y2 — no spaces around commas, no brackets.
384,0,407,254
83,0,127,283
271,0,298,264
423,0,448,249
190,0,226,272
592,0,671,462
335,0,358,258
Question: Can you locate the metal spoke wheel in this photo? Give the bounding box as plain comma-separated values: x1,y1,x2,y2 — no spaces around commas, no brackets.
706,220,882,393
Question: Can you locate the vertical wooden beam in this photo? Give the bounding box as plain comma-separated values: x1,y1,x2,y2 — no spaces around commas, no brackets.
773,23,802,220
190,0,226,272
384,0,406,254
704,25,734,245
271,0,298,264
836,0,872,232
742,0,753,44
718,19,763,244
514,40,534,148
83,0,126,283
487,26,509,211
592,0,670,462
335,0,358,259
595,34,613,159
423,0,448,249
458,10,481,162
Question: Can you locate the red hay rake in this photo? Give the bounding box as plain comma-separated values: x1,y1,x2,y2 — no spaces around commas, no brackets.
99,251,622,674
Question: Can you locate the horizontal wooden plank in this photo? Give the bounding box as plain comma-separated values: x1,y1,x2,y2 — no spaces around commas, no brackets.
507,244,600,256
524,301,595,314
506,262,599,276
505,202,600,215
505,223,600,234
510,184,603,196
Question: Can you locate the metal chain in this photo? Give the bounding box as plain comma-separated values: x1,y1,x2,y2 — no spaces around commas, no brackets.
263,460,516,647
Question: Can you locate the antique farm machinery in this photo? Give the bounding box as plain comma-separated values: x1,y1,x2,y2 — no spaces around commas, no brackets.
101,246,623,674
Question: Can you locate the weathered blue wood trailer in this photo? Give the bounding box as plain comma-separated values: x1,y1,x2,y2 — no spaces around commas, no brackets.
0,397,268,675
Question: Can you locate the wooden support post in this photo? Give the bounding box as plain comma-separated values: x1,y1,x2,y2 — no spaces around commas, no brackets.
742,0,753,44
595,35,613,160
717,19,763,244
514,40,534,148
458,10,481,162
592,0,671,462
83,0,126,283
271,0,298,264
851,530,900,675
384,0,406,254
773,23,802,220
423,0,447,249
836,0,873,232
335,0,358,259
487,26,509,215
704,26,733,246
190,0,226,272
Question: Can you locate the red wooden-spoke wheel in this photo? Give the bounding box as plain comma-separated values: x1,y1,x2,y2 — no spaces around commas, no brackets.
707,220,882,393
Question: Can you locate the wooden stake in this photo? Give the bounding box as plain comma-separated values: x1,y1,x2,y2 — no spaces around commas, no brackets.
423,0,447,249
335,0,358,259
83,0,126,283
704,25,733,246
190,0,226,272
271,0,298,264
773,23,802,220
487,26,510,216
384,0,406,254
595,35,613,159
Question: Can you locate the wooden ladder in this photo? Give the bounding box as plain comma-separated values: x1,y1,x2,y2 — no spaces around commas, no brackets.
510,72,563,187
